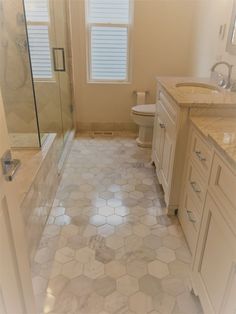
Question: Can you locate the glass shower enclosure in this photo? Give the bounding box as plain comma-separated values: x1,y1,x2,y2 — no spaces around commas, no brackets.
0,0,73,149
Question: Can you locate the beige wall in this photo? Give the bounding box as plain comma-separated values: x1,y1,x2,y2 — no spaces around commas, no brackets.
191,0,236,78
69,0,199,130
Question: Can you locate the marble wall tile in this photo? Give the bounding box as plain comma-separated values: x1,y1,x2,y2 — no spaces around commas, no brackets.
20,136,61,262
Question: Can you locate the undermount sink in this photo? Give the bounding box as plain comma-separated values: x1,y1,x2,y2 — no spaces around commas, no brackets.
175,82,220,94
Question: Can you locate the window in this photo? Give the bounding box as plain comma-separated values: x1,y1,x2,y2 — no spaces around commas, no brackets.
86,0,132,83
24,0,53,80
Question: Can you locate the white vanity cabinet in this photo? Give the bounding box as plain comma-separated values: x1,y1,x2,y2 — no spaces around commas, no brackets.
179,122,236,314
152,79,236,212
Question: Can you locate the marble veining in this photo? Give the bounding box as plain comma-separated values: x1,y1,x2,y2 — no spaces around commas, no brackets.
157,77,236,108
32,133,203,314
191,116,236,169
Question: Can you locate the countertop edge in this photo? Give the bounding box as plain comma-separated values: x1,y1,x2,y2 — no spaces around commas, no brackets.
190,117,236,171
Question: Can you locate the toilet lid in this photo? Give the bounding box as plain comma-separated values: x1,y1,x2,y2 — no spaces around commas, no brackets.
132,104,156,116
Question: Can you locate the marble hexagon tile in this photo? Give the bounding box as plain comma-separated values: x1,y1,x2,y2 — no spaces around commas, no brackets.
31,134,203,314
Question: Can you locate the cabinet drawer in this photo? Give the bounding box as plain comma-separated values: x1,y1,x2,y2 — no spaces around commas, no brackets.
179,190,201,254
190,130,212,177
187,162,206,210
159,90,178,124
210,153,236,211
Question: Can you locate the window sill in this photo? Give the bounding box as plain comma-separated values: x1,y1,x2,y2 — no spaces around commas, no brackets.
87,80,131,85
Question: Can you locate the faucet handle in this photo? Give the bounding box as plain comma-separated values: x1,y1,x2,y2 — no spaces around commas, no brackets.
211,71,225,87
210,61,234,89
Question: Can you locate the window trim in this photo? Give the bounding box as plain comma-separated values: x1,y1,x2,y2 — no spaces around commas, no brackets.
85,0,133,84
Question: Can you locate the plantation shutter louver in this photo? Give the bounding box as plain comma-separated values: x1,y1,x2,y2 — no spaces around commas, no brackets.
24,0,49,22
24,0,53,79
88,0,130,24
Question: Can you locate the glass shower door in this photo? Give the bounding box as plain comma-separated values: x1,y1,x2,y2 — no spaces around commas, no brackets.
24,0,73,148
0,0,41,148
52,0,73,142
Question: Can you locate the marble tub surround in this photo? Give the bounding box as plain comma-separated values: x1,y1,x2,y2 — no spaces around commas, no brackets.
12,134,62,262
157,76,236,107
12,134,57,204
32,134,203,314
190,116,236,169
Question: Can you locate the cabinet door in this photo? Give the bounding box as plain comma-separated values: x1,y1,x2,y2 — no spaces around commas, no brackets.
160,126,175,193
178,186,201,254
152,112,158,161
153,116,164,171
194,194,236,314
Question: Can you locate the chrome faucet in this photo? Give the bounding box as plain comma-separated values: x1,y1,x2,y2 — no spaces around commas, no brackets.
211,61,234,89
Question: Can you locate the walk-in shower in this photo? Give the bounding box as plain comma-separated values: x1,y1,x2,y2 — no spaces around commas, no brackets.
0,0,73,150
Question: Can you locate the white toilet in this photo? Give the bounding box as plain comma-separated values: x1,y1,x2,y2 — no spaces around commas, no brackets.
131,104,156,148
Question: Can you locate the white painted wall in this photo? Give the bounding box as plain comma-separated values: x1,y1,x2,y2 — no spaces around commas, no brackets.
69,0,199,130
191,0,236,78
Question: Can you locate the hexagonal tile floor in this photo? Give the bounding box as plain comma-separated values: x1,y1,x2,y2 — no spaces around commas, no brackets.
32,133,203,314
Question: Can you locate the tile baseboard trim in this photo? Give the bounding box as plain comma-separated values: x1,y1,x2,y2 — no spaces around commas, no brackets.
77,122,138,132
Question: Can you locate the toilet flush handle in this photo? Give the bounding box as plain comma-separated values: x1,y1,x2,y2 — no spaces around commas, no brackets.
159,123,165,129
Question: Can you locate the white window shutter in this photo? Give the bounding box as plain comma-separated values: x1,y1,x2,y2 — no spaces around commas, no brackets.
27,25,53,79
88,0,130,24
88,0,131,82
24,0,49,22
90,26,128,81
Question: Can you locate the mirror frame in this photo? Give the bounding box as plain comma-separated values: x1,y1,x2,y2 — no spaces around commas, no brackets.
226,0,236,55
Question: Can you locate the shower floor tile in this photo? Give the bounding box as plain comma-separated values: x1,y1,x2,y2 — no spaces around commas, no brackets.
32,133,203,314
9,132,48,148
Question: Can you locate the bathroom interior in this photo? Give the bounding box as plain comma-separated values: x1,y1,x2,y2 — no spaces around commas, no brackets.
0,0,236,313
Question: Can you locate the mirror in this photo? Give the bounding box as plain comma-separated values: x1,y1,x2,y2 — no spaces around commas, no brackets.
226,0,236,54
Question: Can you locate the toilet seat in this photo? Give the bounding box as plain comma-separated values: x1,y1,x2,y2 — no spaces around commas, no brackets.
131,104,155,116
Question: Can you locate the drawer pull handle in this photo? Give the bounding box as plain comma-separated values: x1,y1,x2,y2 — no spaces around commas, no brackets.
187,210,196,223
159,123,165,129
195,151,206,162
190,181,201,193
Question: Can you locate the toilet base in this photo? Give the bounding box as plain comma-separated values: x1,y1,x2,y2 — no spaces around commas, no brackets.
136,137,152,148
136,126,153,148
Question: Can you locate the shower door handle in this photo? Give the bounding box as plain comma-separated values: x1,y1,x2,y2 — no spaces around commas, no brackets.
52,48,66,72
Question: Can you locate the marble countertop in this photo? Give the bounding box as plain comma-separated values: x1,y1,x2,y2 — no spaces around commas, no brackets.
157,77,236,108
190,116,236,169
